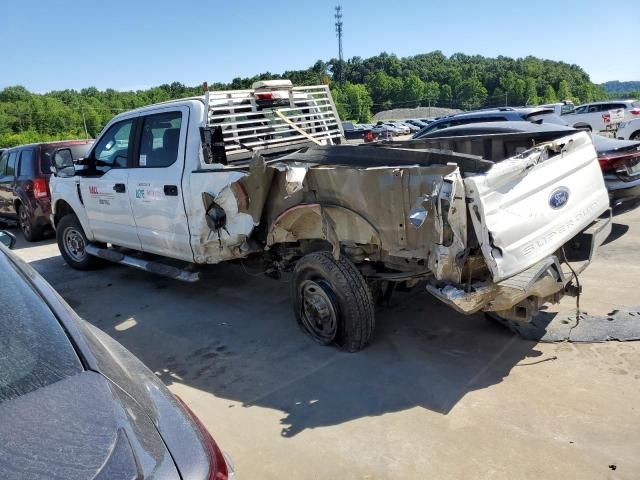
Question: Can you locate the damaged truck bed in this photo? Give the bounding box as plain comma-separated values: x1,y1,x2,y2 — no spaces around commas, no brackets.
50,81,611,351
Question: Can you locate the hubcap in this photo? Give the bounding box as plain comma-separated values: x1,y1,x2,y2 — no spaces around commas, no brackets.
299,279,338,343
63,228,86,262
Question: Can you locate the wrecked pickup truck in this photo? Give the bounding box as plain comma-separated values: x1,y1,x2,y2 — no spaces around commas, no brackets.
49,80,612,351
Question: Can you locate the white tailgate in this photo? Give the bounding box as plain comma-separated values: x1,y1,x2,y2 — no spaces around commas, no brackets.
465,131,609,282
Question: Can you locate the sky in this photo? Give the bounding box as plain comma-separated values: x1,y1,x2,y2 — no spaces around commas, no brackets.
1,0,638,92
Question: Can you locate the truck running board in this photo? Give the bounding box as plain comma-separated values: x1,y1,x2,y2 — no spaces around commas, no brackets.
85,244,200,283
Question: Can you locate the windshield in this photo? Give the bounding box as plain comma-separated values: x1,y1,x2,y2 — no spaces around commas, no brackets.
0,252,82,403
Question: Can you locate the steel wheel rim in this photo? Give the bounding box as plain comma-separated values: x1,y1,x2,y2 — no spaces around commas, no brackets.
19,208,30,236
299,279,338,343
63,228,86,262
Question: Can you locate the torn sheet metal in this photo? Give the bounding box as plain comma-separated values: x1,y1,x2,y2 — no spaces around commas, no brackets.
464,131,609,282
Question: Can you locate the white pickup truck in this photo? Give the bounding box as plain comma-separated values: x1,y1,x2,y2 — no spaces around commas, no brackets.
49,80,612,351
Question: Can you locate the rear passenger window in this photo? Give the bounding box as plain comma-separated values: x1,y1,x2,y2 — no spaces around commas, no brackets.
138,112,182,168
19,149,33,176
6,152,18,176
0,151,8,175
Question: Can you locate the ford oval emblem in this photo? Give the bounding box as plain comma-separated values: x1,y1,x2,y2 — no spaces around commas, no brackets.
549,187,570,209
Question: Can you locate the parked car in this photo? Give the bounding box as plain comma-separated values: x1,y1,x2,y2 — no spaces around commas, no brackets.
563,100,640,132
404,119,429,129
382,121,410,135
412,107,564,138
416,121,640,212
617,118,640,141
398,121,420,133
0,230,234,479
371,123,402,138
540,101,575,116
0,140,92,241
342,121,373,141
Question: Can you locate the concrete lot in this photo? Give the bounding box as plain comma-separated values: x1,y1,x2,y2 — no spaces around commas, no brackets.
9,206,640,479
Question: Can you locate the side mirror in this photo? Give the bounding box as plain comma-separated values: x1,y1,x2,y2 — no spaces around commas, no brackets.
53,148,75,177
0,230,17,249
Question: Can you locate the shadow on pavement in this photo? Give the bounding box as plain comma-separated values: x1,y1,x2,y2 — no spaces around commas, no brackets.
27,256,544,438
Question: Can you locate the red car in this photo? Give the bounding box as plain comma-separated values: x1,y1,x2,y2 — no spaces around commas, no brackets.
0,140,92,241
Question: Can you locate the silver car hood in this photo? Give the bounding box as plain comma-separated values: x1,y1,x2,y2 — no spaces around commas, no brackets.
0,371,178,480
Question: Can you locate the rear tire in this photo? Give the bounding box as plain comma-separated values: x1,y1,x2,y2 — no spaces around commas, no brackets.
630,130,640,141
56,214,103,270
293,251,375,352
18,204,43,242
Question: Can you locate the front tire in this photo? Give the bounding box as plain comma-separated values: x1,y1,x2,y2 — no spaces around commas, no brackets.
18,204,43,242
293,251,375,352
56,214,102,270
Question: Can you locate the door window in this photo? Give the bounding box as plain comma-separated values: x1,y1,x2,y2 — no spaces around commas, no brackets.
93,119,134,169
19,149,34,176
6,152,18,176
138,111,182,168
0,151,8,175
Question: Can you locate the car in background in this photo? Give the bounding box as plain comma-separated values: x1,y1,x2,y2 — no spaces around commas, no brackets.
371,123,402,138
412,106,565,138
0,140,92,241
0,230,234,479
617,118,640,141
540,100,575,116
415,121,640,213
563,100,640,132
383,121,411,135
404,119,430,129
398,121,420,133
342,121,373,141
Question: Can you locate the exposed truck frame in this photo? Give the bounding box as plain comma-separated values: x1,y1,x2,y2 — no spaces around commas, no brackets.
49,81,611,351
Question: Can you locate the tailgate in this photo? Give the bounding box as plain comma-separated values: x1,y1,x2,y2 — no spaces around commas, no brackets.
465,131,609,282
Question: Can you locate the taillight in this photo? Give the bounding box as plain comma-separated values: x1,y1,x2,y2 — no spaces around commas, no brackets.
33,178,49,199
598,152,640,173
176,396,230,480
255,92,274,101
630,108,640,116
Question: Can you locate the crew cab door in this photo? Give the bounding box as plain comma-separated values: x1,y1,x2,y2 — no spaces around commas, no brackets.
79,118,142,250
124,107,191,260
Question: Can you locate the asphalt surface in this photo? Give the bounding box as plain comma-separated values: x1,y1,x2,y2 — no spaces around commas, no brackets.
7,206,640,479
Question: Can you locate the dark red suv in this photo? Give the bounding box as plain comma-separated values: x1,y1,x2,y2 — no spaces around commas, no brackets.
0,140,92,241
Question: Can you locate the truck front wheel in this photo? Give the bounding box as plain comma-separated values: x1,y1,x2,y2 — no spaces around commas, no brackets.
57,214,103,270
292,251,375,352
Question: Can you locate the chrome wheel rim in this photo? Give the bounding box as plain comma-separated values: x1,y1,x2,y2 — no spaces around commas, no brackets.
299,279,338,343
19,208,30,236
63,228,86,262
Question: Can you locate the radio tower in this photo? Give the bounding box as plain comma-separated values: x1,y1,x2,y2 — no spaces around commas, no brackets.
334,5,344,85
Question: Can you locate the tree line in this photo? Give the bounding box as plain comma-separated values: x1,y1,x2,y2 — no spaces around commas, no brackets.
0,51,610,147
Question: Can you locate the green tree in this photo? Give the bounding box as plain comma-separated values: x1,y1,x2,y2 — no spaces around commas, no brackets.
332,82,373,123
439,84,452,106
557,80,572,101
525,77,539,105
424,81,440,106
542,85,557,104
460,75,488,109
398,74,425,107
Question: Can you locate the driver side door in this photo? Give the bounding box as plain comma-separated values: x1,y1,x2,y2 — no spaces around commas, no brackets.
79,118,141,250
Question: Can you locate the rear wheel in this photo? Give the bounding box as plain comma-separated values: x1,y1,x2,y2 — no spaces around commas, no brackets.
18,204,43,242
630,130,640,141
292,251,375,352
56,214,103,270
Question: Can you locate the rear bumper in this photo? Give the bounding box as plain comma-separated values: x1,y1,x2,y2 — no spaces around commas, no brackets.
427,210,612,317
